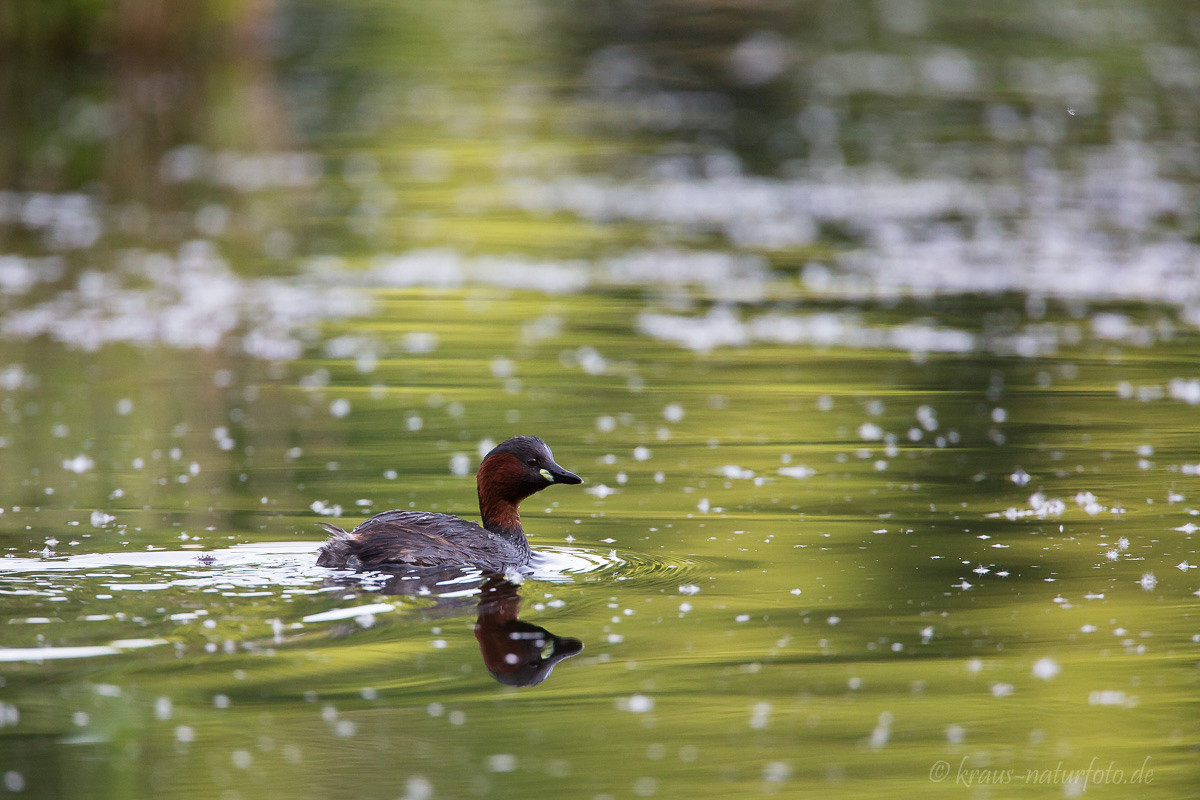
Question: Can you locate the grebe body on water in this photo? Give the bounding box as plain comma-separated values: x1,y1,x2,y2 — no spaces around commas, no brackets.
315,436,582,571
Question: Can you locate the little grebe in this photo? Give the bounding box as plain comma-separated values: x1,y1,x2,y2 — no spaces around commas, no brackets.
315,436,582,571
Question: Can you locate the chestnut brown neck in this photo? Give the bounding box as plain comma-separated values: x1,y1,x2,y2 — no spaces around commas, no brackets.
477,452,527,538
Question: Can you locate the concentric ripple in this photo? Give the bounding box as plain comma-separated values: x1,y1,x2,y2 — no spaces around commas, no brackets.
534,545,718,590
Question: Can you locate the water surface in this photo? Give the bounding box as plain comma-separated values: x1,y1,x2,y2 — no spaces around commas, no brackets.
1,2,1199,798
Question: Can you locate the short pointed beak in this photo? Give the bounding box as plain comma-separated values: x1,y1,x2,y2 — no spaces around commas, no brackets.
545,463,583,485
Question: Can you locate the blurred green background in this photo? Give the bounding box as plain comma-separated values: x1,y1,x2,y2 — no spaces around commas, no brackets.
0,1,1199,798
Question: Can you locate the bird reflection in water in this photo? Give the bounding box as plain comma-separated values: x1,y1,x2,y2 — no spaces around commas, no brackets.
473,574,583,686
330,568,583,687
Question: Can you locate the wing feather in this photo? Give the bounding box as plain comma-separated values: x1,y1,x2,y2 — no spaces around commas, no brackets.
325,510,523,570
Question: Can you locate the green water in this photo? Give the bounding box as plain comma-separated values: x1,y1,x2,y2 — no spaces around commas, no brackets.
2,1,1199,798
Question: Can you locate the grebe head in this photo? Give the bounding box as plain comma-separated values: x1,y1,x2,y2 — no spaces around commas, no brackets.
480,436,582,494
477,436,582,534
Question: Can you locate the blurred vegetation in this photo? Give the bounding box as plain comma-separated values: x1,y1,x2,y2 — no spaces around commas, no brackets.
0,0,265,57
0,0,277,193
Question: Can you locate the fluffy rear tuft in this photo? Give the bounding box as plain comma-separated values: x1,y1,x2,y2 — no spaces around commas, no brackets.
315,523,355,568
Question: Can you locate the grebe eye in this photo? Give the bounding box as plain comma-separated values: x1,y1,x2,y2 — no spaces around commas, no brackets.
526,458,538,466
